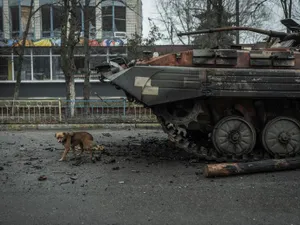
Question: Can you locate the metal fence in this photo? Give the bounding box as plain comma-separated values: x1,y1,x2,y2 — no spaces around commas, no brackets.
0,98,158,124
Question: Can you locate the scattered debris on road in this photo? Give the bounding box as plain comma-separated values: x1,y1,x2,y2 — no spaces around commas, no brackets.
29,157,39,161
70,176,78,180
105,158,116,164
38,175,47,181
102,133,112,137
60,181,70,185
45,147,54,152
32,165,42,170
112,166,120,170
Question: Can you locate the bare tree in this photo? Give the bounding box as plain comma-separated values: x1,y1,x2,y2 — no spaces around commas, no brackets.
127,18,164,59
60,0,81,117
279,0,293,20
237,0,271,43
154,0,270,45
82,0,92,115
12,0,47,100
155,0,201,45
275,0,300,32
194,0,272,46
81,0,106,114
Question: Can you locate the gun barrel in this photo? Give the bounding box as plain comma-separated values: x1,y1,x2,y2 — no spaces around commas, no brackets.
177,26,288,39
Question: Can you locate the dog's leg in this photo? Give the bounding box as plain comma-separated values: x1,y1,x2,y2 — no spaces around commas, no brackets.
76,143,84,157
59,147,70,161
82,146,95,163
72,146,76,158
89,147,96,163
83,140,95,163
71,145,82,161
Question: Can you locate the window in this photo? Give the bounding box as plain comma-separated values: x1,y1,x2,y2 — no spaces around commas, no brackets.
10,6,20,38
115,6,126,32
33,57,50,80
13,57,31,80
102,3,126,37
41,5,51,37
74,57,85,79
84,6,96,38
41,4,63,37
0,57,9,81
115,6,125,19
41,3,95,38
21,6,34,38
52,56,64,80
9,0,34,38
53,6,63,36
0,0,3,38
10,0,32,6
115,19,126,32
102,14,113,32
76,6,82,32
85,6,96,27
102,5,113,35
3,46,129,82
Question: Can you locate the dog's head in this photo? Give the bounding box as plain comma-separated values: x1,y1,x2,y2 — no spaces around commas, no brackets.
54,132,68,143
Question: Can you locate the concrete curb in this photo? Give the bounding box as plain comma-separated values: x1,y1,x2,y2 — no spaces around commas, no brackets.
0,123,162,131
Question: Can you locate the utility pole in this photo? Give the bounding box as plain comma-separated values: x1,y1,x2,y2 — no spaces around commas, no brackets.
235,0,239,44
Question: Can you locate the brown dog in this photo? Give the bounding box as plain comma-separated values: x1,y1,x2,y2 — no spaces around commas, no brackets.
54,131,104,162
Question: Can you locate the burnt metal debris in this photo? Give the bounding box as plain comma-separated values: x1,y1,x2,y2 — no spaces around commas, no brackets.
203,157,300,178
96,18,300,163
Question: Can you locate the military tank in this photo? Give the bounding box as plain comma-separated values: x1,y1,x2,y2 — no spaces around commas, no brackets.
96,19,300,162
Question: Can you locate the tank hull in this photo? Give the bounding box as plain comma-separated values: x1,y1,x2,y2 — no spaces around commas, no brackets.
98,44,300,162
104,65,300,106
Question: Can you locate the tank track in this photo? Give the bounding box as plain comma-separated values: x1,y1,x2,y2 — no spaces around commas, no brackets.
156,116,300,163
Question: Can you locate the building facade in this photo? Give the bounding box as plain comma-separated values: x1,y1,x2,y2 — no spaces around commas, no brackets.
0,0,143,98
0,0,143,40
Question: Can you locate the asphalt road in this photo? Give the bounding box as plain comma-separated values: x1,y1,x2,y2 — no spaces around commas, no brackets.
0,129,300,225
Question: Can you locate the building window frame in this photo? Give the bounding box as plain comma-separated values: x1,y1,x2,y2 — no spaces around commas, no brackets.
102,0,126,38
0,0,3,39
41,3,95,39
0,46,127,82
9,0,35,38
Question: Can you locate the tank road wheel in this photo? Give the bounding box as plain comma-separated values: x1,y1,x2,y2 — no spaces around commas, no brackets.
261,117,300,157
212,116,256,157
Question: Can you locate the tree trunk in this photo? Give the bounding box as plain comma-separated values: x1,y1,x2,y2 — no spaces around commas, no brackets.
13,0,34,101
203,157,300,178
13,54,24,101
60,0,80,118
235,0,240,44
11,0,34,115
83,1,91,115
216,0,223,46
65,74,76,117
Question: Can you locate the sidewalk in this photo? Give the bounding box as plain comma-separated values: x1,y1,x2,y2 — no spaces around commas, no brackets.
0,123,162,131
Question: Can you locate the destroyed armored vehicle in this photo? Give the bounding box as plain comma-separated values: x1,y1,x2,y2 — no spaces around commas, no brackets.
96,19,300,162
